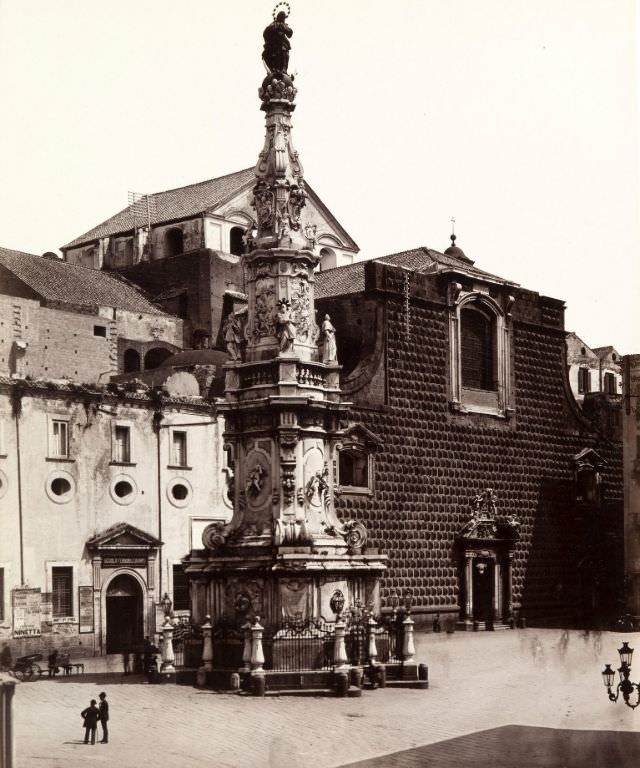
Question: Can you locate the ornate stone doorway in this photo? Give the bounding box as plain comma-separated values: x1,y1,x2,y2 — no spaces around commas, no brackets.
106,574,143,653
456,490,520,630
472,557,495,624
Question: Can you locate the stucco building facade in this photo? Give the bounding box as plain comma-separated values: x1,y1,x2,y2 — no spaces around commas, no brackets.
0,378,228,656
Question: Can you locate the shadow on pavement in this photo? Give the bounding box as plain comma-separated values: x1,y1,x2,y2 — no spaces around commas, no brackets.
40,673,150,686
338,725,640,768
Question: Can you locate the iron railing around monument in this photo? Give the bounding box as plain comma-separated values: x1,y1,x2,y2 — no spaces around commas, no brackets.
345,611,404,666
262,617,335,672
211,620,246,670
172,618,203,669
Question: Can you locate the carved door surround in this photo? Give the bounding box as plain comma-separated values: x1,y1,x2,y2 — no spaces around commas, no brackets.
455,496,519,630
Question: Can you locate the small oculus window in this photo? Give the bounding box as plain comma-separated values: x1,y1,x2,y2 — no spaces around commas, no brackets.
110,474,137,505
45,471,75,504
166,477,193,508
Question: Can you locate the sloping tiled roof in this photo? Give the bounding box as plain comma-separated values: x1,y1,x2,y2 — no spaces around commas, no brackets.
62,167,256,249
0,247,167,315
316,246,518,299
62,169,359,252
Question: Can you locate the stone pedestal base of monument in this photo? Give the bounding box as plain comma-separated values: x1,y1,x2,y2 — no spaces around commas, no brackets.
186,547,386,635
379,661,429,690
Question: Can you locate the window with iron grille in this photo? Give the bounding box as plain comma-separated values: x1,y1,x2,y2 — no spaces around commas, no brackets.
113,426,131,463
172,564,190,611
460,307,496,391
52,567,73,617
50,420,69,458
172,431,187,467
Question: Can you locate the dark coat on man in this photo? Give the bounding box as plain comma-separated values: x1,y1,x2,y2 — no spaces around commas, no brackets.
81,703,100,728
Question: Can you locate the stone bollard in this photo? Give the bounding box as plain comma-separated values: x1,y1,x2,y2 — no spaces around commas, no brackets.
240,621,252,673
350,667,363,688
333,615,349,670
367,615,378,665
160,616,176,677
375,664,386,689
418,663,428,681
201,615,213,672
402,613,416,663
335,671,349,697
230,672,240,690
250,617,266,696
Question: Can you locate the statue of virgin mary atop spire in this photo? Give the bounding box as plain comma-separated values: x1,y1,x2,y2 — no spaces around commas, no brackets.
262,5,293,73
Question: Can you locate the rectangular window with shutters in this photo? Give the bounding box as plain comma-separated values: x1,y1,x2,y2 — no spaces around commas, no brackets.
113,425,131,463
604,372,616,395
52,567,73,617
172,564,190,611
50,419,69,458
578,367,590,393
171,431,187,467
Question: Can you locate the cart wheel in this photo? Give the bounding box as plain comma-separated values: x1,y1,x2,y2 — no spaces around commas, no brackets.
13,668,26,682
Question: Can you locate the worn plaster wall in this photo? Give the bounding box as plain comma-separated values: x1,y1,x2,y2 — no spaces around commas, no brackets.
0,384,227,656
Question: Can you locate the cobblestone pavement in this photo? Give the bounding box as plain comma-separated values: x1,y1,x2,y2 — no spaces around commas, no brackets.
9,629,639,768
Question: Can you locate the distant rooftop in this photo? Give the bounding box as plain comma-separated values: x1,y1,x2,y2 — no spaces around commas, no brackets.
62,167,358,252
0,246,168,315
62,168,256,250
315,246,518,299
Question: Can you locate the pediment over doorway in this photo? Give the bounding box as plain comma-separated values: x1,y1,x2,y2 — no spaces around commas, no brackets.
456,489,520,545
87,522,162,552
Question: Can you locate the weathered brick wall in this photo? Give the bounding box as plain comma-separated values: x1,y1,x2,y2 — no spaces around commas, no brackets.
0,295,116,381
119,249,243,350
333,268,624,626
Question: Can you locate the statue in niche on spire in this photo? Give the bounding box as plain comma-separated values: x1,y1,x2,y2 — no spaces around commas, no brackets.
276,298,297,352
262,8,293,74
321,315,338,364
223,312,242,361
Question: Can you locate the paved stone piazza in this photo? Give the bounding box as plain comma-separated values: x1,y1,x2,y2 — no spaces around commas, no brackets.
8,629,640,768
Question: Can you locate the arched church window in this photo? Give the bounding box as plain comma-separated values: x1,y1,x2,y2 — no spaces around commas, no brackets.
460,305,496,391
448,286,513,417
229,226,245,256
319,247,336,271
164,227,184,258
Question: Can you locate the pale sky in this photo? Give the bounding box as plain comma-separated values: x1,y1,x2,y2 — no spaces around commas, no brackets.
0,0,638,351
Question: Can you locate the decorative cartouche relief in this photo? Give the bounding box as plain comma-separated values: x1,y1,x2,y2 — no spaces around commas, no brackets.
252,277,276,340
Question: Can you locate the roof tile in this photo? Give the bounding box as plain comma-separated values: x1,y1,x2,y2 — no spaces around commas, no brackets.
0,247,168,315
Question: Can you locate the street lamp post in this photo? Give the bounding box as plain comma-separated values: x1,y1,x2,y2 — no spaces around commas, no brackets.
602,641,640,709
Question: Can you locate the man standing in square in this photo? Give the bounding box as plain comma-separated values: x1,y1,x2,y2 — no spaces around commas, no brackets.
98,692,109,744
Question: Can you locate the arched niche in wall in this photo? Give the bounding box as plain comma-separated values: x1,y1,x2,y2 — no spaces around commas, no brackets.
124,348,141,373
144,347,173,370
164,227,184,258
319,247,336,271
229,226,245,256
